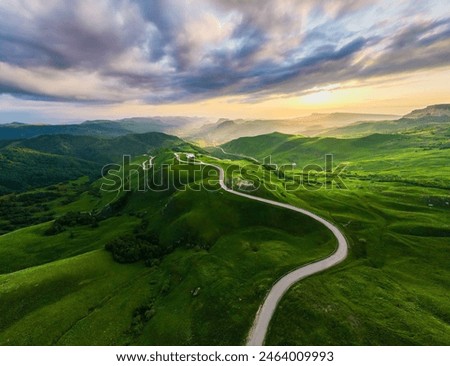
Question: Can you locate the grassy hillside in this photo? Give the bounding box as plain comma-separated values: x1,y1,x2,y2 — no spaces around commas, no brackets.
0,122,448,345
221,131,448,162
16,133,184,162
0,132,188,193
0,117,202,141
0,147,100,193
0,151,336,345
265,179,450,345
221,132,450,188
217,132,450,345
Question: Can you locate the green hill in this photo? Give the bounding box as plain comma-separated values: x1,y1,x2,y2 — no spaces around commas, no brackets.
0,118,449,346
0,132,188,193
15,132,184,162
0,117,201,141
220,131,450,188
221,132,419,165
216,132,450,346
1,145,448,346
0,151,336,345
0,121,128,141
0,147,99,193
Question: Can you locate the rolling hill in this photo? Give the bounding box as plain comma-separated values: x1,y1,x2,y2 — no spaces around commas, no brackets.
0,151,336,345
0,132,189,193
0,105,449,346
0,116,205,141
219,130,450,189
187,113,398,144
220,131,430,163
0,141,448,346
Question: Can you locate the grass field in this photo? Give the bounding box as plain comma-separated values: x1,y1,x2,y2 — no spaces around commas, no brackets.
259,178,449,345
220,131,450,188
0,124,448,345
0,152,336,345
216,134,450,345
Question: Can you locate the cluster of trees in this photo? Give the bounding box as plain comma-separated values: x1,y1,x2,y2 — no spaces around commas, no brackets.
0,191,58,234
105,233,162,266
129,300,157,336
14,191,60,204
45,211,99,235
173,230,212,251
105,216,213,267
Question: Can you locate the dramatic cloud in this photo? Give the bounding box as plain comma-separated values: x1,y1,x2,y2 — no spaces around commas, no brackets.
0,0,449,104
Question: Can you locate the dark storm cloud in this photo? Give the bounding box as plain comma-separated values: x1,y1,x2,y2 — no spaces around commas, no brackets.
0,83,72,102
0,33,69,68
0,0,449,103
357,17,450,79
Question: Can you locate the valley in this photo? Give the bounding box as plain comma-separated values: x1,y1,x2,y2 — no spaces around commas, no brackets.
0,105,448,345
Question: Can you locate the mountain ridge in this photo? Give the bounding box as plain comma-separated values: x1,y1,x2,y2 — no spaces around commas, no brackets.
322,104,450,137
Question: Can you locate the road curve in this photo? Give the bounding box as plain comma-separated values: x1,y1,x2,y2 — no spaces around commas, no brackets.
174,153,348,346
215,146,260,164
142,156,154,170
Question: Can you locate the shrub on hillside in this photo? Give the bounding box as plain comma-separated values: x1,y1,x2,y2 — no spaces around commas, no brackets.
45,211,99,235
129,300,156,336
105,234,161,264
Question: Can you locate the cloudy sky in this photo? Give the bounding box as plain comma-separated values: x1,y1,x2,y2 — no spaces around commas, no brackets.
1,0,450,123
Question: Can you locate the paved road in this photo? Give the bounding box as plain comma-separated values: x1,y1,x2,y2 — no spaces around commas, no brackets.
142,156,154,170
214,146,260,164
175,153,348,346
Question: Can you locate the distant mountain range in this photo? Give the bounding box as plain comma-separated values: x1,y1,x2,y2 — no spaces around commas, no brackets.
0,117,205,141
323,104,450,137
186,112,399,144
404,104,450,119
1,105,449,144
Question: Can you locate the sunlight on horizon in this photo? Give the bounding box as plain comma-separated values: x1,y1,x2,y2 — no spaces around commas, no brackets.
0,0,449,123
2,65,450,124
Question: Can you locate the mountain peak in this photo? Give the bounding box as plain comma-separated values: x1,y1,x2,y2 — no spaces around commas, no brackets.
3,122,26,127
403,104,450,119
215,120,236,130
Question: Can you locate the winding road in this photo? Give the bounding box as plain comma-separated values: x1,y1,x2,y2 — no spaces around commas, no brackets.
142,156,155,170
174,153,348,346
215,146,261,164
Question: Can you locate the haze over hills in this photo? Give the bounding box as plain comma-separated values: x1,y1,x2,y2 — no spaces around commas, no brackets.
0,117,205,141
0,120,448,345
0,102,449,346
2,104,449,145
186,112,399,144
2,103,447,195
323,104,450,137
1,113,398,143
1,0,449,349
0,104,448,152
